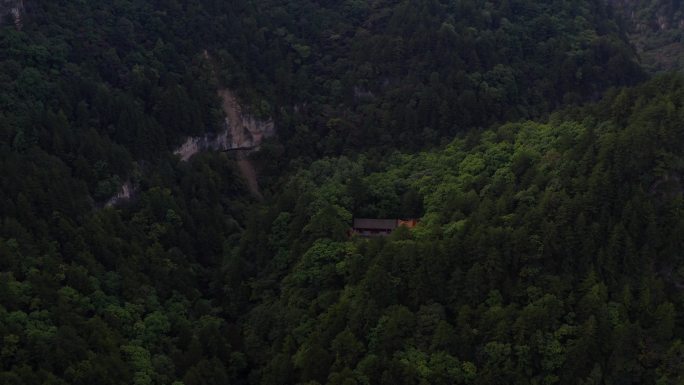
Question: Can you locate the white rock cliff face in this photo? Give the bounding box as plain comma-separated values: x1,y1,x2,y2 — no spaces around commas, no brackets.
174,89,275,161
105,181,134,208
0,0,24,29
106,51,274,206
610,0,684,32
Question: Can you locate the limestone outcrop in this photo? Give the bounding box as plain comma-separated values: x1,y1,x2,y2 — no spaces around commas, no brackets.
175,89,275,161
0,0,24,29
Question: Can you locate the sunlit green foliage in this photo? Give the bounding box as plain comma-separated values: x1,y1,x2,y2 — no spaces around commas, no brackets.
236,75,684,384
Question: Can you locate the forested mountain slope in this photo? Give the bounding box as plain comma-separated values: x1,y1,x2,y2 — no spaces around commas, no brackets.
242,0,644,157
0,1,679,385
234,75,684,384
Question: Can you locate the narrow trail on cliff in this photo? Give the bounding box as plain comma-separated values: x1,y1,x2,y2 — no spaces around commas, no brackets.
103,51,270,207
217,90,264,200
236,154,263,200
204,50,265,200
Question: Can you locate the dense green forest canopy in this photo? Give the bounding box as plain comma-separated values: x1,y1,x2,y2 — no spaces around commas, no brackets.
235,75,684,385
240,0,645,156
1,1,684,385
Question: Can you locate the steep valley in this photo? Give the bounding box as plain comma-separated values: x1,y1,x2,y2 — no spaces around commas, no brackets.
174,87,274,199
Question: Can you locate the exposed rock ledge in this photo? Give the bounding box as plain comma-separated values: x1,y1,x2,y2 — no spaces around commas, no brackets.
105,181,134,208
106,58,274,207
175,89,275,161
0,0,24,29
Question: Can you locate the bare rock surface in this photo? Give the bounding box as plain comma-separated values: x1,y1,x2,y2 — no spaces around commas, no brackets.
175,89,275,161
0,0,24,29
105,181,135,208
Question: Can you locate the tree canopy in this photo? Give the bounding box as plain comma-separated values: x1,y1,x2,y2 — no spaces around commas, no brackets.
1,1,683,384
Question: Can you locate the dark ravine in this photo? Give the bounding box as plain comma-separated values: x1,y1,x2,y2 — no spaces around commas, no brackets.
106,60,274,206
610,0,684,32
611,0,684,71
174,88,274,199
173,51,274,200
